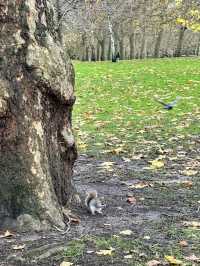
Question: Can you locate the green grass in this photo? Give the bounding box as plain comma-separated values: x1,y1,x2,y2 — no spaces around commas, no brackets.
73,58,200,157
63,229,200,265
63,239,85,263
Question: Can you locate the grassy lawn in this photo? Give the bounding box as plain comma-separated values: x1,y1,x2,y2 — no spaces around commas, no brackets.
73,58,200,157
69,58,200,266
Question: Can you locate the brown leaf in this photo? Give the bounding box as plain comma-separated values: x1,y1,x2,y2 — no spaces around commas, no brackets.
181,181,193,188
146,260,161,266
127,196,137,204
179,240,188,247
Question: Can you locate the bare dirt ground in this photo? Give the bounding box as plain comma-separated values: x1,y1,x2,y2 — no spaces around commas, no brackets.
0,140,200,266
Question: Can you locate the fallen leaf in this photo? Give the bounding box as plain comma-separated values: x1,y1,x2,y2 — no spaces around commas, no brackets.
150,160,164,169
0,230,14,238
183,170,198,176
86,250,94,254
146,260,161,266
111,147,124,155
164,255,183,265
119,230,133,236
127,196,137,204
60,261,73,266
129,182,153,189
124,254,133,259
181,181,193,188
69,216,80,224
12,244,25,250
179,240,188,247
143,235,151,240
99,162,114,167
103,223,112,227
132,154,143,160
122,157,131,162
183,221,200,227
184,254,200,262
96,247,114,256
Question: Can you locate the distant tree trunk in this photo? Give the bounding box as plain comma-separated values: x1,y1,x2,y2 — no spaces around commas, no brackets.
140,29,146,59
129,34,135,59
0,0,77,230
91,45,96,61
100,39,106,61
97,42,101,61
174,26,186,57
119,37,125,60
85,46,90,61
154,28,164,58
107,39,111,60
108,17,116,61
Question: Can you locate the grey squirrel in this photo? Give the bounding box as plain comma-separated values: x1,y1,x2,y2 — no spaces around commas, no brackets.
85,191,105,215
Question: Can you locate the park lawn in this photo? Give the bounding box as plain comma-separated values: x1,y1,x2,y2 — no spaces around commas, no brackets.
73,58,200,158
61,58,200,266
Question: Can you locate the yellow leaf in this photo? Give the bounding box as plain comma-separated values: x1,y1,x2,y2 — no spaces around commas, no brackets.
111,147,124,155
150,160,164,169
119,230,133,236
96,247,114,256
183,170,197,176
165,255,183,265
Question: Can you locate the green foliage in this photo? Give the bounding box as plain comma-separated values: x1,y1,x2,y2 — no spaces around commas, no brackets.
73,58,200,157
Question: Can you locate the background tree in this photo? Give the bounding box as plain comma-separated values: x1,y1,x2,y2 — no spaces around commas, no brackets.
61,0,200,60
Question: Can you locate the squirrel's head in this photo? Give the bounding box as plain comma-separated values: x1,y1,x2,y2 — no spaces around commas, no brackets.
87,190,98,198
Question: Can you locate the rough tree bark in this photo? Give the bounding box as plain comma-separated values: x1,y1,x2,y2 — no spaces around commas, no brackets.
0,0,77,230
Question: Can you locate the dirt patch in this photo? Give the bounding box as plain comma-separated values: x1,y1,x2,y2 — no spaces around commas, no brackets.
0,145,200,265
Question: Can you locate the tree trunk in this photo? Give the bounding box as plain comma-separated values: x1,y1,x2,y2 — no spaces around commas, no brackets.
100,39,106,61
91,45,96,61
129,34,134,59
107,39,111,60
140,29,146,59
85,46,90,61
0,0,77,230
108,17,115,61
154,28,164,58
97,42,101,61
174,26,186,57
119,38,125,60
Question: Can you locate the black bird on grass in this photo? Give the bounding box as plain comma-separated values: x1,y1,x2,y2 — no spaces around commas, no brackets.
155,96,181,110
